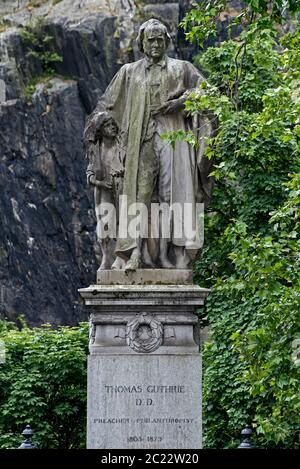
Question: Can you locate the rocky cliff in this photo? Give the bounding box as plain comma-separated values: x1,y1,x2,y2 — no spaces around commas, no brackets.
0,0,189,325
0,0,240,325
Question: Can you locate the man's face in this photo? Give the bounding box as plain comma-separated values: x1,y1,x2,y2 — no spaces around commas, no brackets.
101,118,118,139
143,28,166,61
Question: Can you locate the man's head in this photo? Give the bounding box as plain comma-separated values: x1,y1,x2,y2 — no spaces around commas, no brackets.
137,19,171,61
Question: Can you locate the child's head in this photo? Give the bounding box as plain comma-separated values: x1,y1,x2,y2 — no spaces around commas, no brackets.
96,112,118,140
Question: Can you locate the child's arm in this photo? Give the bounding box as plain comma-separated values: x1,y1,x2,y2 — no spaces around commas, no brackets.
88,174,112,190
95,179,112,190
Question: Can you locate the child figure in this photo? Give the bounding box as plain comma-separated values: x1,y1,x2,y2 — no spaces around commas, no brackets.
85,112,125,270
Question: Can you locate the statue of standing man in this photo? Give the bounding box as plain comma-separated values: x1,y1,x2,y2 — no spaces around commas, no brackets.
85,19,216,271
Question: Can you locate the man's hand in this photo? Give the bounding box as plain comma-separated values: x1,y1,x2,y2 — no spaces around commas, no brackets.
151,97,185,116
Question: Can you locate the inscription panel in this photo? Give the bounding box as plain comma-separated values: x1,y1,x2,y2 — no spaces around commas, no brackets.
87,355,202,449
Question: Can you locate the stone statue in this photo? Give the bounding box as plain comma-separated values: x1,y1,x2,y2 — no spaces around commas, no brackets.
85,111,125,270
85,19,216,271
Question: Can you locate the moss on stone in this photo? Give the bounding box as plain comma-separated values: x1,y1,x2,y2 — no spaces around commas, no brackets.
23,74,70,102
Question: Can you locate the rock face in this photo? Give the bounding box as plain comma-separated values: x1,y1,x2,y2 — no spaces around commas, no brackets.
0,0,188,325
0,0,241,325
0,78,93,325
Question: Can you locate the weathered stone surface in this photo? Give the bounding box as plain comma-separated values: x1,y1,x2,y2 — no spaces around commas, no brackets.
0,78,97,324
0,79,5,101
81,281,207,448
141,4,180,37
87,354,202,449
79,282,209,356
97,268,193,285
79,283,209,308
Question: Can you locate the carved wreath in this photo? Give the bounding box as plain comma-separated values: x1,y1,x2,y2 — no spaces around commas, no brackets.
126,313,163,353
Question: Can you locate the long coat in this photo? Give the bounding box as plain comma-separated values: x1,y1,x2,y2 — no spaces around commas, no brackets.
85,56,216,259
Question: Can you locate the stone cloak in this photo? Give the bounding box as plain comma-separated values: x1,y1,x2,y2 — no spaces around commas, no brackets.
85,57,216,260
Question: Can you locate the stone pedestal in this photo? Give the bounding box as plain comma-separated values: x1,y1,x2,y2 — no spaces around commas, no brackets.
79,271,209,449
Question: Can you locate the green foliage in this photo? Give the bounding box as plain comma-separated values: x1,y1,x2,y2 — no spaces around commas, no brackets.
181,1,299,47
23,75,54,101
181,0,227,47
161,129,199,149
20,18,63,100
27,0,48,7
202,177,300,447
0,321,88,449
178,0,300,448
24,80,38,102
22,22,63,74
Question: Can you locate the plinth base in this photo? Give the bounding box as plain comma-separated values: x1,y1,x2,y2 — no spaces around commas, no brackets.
97,268,193,285
87,354,202,449
79,272,209,449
